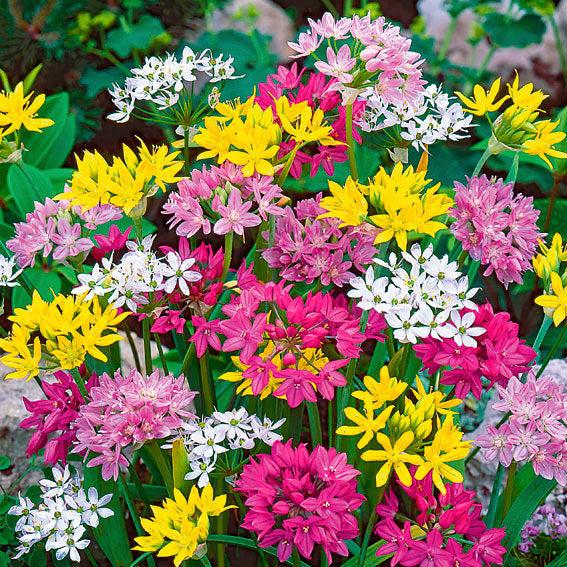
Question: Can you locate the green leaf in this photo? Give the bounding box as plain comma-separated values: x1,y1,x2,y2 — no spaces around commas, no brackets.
83,463,133,567
22,64,43,95
500,473,556,553
28,547,47,567
534,198,567,240
20,92,71,169
39,114,76,170
0,456,10,471
172,438,192,495
11,267,62,309
483,13,546,47
0,551,9,567
549,105,567,176
7,163,55,215
547,548,567,566
80,66,126,98
106,14,165,58
341,541,389,567
44,168,74,193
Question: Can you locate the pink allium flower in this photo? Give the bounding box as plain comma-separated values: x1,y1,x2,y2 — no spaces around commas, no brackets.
314,45,356,84
449,175,544,288
73,368,197,480
235,440,364,564
414,301,535,400
51,219,93,261
476,369,567,485
21,369,96,465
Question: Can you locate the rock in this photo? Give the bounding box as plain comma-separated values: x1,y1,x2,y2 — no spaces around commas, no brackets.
208,0,295,60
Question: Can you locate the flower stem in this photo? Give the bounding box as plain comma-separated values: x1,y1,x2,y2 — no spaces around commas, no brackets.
292,548,301,567
472,147,492,177
276,145,299,187
142,317,153,374
221,232,234,282
505,152,520,185
551,15,567,85
179,342,196,377
133,217,143,241
122,322,142,372
145,440,174,497
543,176,562,233
437,16,456,62
501,460,518,518
358,507,378,567
153,333,169,374
183,127,190,176
199,354,216,415
306,401,322,447
345,102,358,181
536,323,567,378
70,367,88,400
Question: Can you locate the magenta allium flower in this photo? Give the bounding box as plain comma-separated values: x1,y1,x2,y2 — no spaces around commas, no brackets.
92,225,132,262
374,471,506,567
476,369,567,485
262,194,377,287
189,316,223,358
20,369,96,465
235,440,364,564
449,175,544,288
414,301,535,400
73,368,197,480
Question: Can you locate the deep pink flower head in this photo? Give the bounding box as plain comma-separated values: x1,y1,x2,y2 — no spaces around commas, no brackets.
92,225,132,262
449,175,544,288
235,440,364,564
21,369,97,465
73,368,197,480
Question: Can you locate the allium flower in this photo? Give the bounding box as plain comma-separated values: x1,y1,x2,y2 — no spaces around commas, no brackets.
414,300,535,399
449,175,543,287
235,440,365,563
476,371,567,485
73,368,197,480
212,188,261,236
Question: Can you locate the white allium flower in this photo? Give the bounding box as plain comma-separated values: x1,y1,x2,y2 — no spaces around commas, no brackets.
185,455,217,488
250,416,285,446
191,424,229,459
8,494,36,531
0,255,22,287
46,525,90,562
212,408,253,441
39,465,72,498
443,311,486,347
162,252,202,295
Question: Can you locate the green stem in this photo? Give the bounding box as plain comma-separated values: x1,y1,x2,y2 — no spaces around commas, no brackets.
536,323,567,378
276,145,300,187
328,400,334,448
320,0,339,18
502,460,518,518
306,402,323,447
221,232,234,282
145,440,174,497
437,16,456,61
288,403,305,445
122,322,142,372
385,328,396,360
505,152,520,185
133,216,143,241
358,507,378,567
544,176,562,233
179,342,196,377
70,367,88,400
485,463,505,529
472,147,492,177
153,333,169,374
533,315,553,355
551,16,567,85
457,249,468,270
477,44,496,79
292,548,301,567
183,127,190,176
345,102,358,180
199,354,216,414
142,317,153,374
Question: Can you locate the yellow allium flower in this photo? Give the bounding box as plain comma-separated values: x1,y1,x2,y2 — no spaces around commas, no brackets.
368,162,432,208
336,405,394,449
370,206,416,251
194,117,236,162
522,119,567,169
214,95,256,122
318,177,368,228
351,366,407,409
226,127,280,176
533,233,567,280
535,271,567,326
412,377,462,415
455,77,509,116
361,431,424,487
507,73,547,112
133,486,234,567
279,104,340,146
0,82,54,135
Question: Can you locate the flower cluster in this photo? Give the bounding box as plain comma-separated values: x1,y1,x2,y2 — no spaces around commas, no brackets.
338,367,471,493
164,408,284,487
262,194,377,286
108,46,241,123
7,196,122,268
235,440,364,563
349,243,482,344
8,465,113,562
133,485,234,566
319,163,453,250
457,76,567,167
0,292,127,379
374,472,507,567
74,234,202,313
476,371,567,485
55,141,183,216
0,253,22,286
21,369,96,465
163,162,284,238
255,63,363,178
519,504,567,553
73,368,197,480
360,83,473,152
289,12,424,105
450,175,543,287
215,269,385,407
415,300,536,399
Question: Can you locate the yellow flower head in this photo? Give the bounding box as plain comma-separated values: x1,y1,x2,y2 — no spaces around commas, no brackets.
352,366,407,410
0,82,54,135
318,176,368,228
336,405,394,449
535,271,567,326
533,233,567,281
455,77,509,116
522,119,567,169
507,72,547,112
0,292,128,379
133,486,235,567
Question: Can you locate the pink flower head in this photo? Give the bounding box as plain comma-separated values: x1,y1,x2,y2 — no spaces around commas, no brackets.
235,441,364,564
92,225,132,262
213,189,261,236
314,45,356,84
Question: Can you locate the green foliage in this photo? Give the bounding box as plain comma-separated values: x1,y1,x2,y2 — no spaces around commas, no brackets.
106,14,165,58
482,12,547,48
